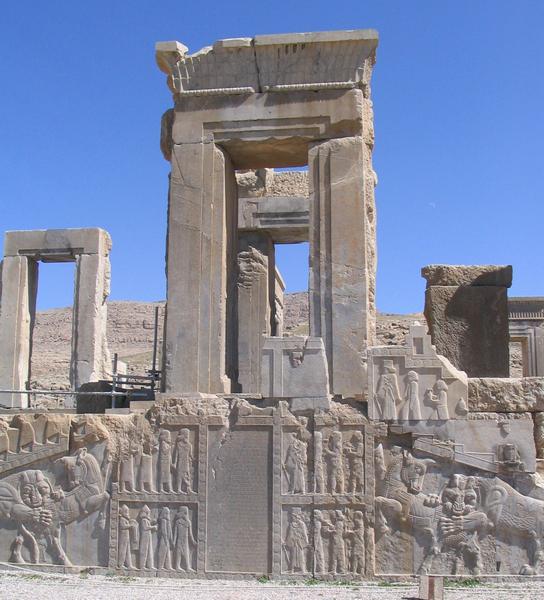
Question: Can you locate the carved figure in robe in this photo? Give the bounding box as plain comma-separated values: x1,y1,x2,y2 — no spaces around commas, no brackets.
313,509,328,575
375,362,401,420
138,504,157,569
138,439,157,493
314,431,325,494
117,504,137,569
284,432,307,494
158,429,173,493
11,415,36,452
173,429,194,494
345,431,365,493
157,506,173,570
426,379,450,420
324,430,345,494
173,506,195,571
0,420,12,460
346,510,366,575
119,438,139,493
399,371,421,420
284,507,309,573
326,510,347,574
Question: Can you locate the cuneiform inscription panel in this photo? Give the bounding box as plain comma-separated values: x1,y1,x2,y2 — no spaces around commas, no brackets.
206,426,273,574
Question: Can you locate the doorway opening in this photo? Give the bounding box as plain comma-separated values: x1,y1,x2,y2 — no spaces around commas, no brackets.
274,242,309,336
31,261,75,396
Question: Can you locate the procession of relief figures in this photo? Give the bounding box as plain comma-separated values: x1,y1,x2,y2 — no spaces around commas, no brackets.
0,29,543,581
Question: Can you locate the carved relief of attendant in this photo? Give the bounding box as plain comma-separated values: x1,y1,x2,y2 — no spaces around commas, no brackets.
158,429,173,493
173,429,194,494
138,504,157,570
284,433,307,494
324,431,345,494
157,506,173,570
399,371,421,420
313,509,327,575
173,506,195,571
426,379,450,420
119,438,139,493
0,421,12,460
326,510,347,574
284,508,309,573
117,504,137,569
375,362,402,420
314,431,325,494
345,431,365,493
138,439,157,493
347,510,365,575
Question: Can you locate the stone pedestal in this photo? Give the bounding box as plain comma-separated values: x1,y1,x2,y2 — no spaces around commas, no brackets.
422,264,512,377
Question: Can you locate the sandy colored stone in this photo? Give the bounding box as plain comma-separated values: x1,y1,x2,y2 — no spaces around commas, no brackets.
468,377,544,412
424,284,510,377
421,264,512,287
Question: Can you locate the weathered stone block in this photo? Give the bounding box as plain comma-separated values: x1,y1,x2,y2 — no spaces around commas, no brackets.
424,284,509,377
468,377,544,412
421,264,512,287
261,336,329,400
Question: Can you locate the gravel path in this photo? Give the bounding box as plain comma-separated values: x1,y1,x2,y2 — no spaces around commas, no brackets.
0,570,542,600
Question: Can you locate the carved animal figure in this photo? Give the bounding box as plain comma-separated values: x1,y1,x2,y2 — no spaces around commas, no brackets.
0,447,109,565
375,446,440,573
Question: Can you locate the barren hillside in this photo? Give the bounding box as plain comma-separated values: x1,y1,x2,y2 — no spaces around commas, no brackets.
30,294,425,390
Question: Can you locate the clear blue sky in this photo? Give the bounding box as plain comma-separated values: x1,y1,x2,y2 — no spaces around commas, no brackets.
1,1,543,312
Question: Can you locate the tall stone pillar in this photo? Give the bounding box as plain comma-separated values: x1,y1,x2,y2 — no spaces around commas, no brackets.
422,264,512,377
164,142,237,394
237,233,274,393
71,252,111,389
0,255,38,407
309,136,376,398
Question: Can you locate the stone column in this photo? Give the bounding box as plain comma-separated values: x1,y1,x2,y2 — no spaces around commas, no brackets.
422,265,512,377
237,233,274,393
308,135,376,398
0,256,38,407
71,250,111,389
163,142,237,394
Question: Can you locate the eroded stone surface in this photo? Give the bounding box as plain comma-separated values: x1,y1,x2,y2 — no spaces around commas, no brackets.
468,377,544,412
422,264,513,288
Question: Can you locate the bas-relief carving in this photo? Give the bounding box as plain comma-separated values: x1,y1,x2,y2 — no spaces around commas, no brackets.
0,447,108,566
116,502,196,572
374,442,544,576
282,506,370,576
368,324,468,422
0,396,542,579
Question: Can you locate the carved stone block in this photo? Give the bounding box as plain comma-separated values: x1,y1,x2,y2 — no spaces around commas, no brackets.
368,324,468,421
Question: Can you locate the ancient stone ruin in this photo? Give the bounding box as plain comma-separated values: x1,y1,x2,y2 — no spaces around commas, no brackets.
0,29,544,581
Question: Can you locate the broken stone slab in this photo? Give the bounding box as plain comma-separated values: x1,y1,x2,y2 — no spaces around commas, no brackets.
422,264,511,377
236,169,309,198
156,30,378,96
3,228,112,259
238,195,309,243
261,336,330,399
468,377,544,412
421,264,513,287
